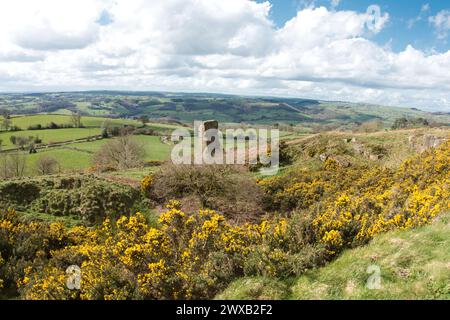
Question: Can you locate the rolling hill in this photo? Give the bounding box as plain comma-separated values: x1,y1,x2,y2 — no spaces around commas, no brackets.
1,91,449,129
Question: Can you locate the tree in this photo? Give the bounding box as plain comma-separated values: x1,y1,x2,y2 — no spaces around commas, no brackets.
70,112,82,128
110,127,121,137
93,135,145,171
101,120,112,137
101,128,109,138
360,119,383,133
16,137,31,150
9,136,35,150
139,115,149,126
0,152,27,178
0,154,8,179
0,108,11,118
9,136,17,145
391,117,429,130
391,117,408,130
35,156,60,175
1,117,12,131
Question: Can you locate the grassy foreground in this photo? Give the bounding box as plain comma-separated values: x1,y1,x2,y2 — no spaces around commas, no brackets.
217,213,450,300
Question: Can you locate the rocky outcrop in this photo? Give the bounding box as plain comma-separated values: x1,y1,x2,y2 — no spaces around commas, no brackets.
409,134,446,153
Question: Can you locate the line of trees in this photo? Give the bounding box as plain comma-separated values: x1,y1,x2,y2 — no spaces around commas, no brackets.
9,135,42,151
391,117,429,130
0,153,61,178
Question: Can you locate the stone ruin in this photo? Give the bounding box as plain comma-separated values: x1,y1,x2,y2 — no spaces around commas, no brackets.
408,134,446,153
196,120,219,149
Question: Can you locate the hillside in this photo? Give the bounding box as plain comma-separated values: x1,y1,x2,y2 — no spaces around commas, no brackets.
0,114,178,177
217,212,450,300
285,127,449,169
0,110,448,301
1,92,449,129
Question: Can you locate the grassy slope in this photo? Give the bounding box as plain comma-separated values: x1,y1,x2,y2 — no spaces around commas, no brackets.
63,135,172,161
26,148,93,172
217,214,450,300
0,128,103,149
23,135,172,175
286,127,449,170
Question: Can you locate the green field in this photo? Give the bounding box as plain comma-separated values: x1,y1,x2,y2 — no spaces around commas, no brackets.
133,135,173,161
23,135,172,175
26,148,93,172
10,114,140,129
0,114,177,176
2,91,449,128
0,128,103,149
9,114,185,135
68,135,172,161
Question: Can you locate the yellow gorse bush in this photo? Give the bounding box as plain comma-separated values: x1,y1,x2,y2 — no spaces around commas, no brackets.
0,138,448,300
8,202,287,300
314,139,449,251
0,254,4,289
140,174,153,195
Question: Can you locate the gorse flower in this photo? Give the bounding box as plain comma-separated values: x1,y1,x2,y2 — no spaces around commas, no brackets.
0,139,448,300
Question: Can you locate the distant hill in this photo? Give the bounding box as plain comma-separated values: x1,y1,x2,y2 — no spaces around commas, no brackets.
0,91,449,129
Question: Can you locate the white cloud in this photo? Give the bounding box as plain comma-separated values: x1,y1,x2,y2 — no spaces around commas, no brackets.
0,0,104,51
422,3,430,12
0,0,449,111
429,10,450,39
408,3,430,29
330,0,340,10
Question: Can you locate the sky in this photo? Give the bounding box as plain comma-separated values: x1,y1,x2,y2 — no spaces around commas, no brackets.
0,0,450,112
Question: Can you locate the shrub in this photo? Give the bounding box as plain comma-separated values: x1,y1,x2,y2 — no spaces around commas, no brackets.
149,164,264,221
35,156,60,175
1,137,448,301
92,135,145,171
0,175,141,224
14,203,291,300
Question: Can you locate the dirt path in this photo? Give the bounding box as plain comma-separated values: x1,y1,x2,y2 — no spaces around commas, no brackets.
285,134,318,145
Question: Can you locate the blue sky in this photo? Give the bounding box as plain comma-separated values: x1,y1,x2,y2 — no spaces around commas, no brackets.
1,0,450,111
264,0,449,52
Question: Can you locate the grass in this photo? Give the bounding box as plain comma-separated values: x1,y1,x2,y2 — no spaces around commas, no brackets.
19,210,84,228
10,114,140,129
285,127,450,170
217,213,450,300
1,113,176,175
65,139,108,153
10,114,184,136
0,128,103,149
63,135,172,161
216,278,290,300
131,135,173,162
21,135,172,175
3,92,450,127
104,166,162,181
26,148,92,173
11,114,75,128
